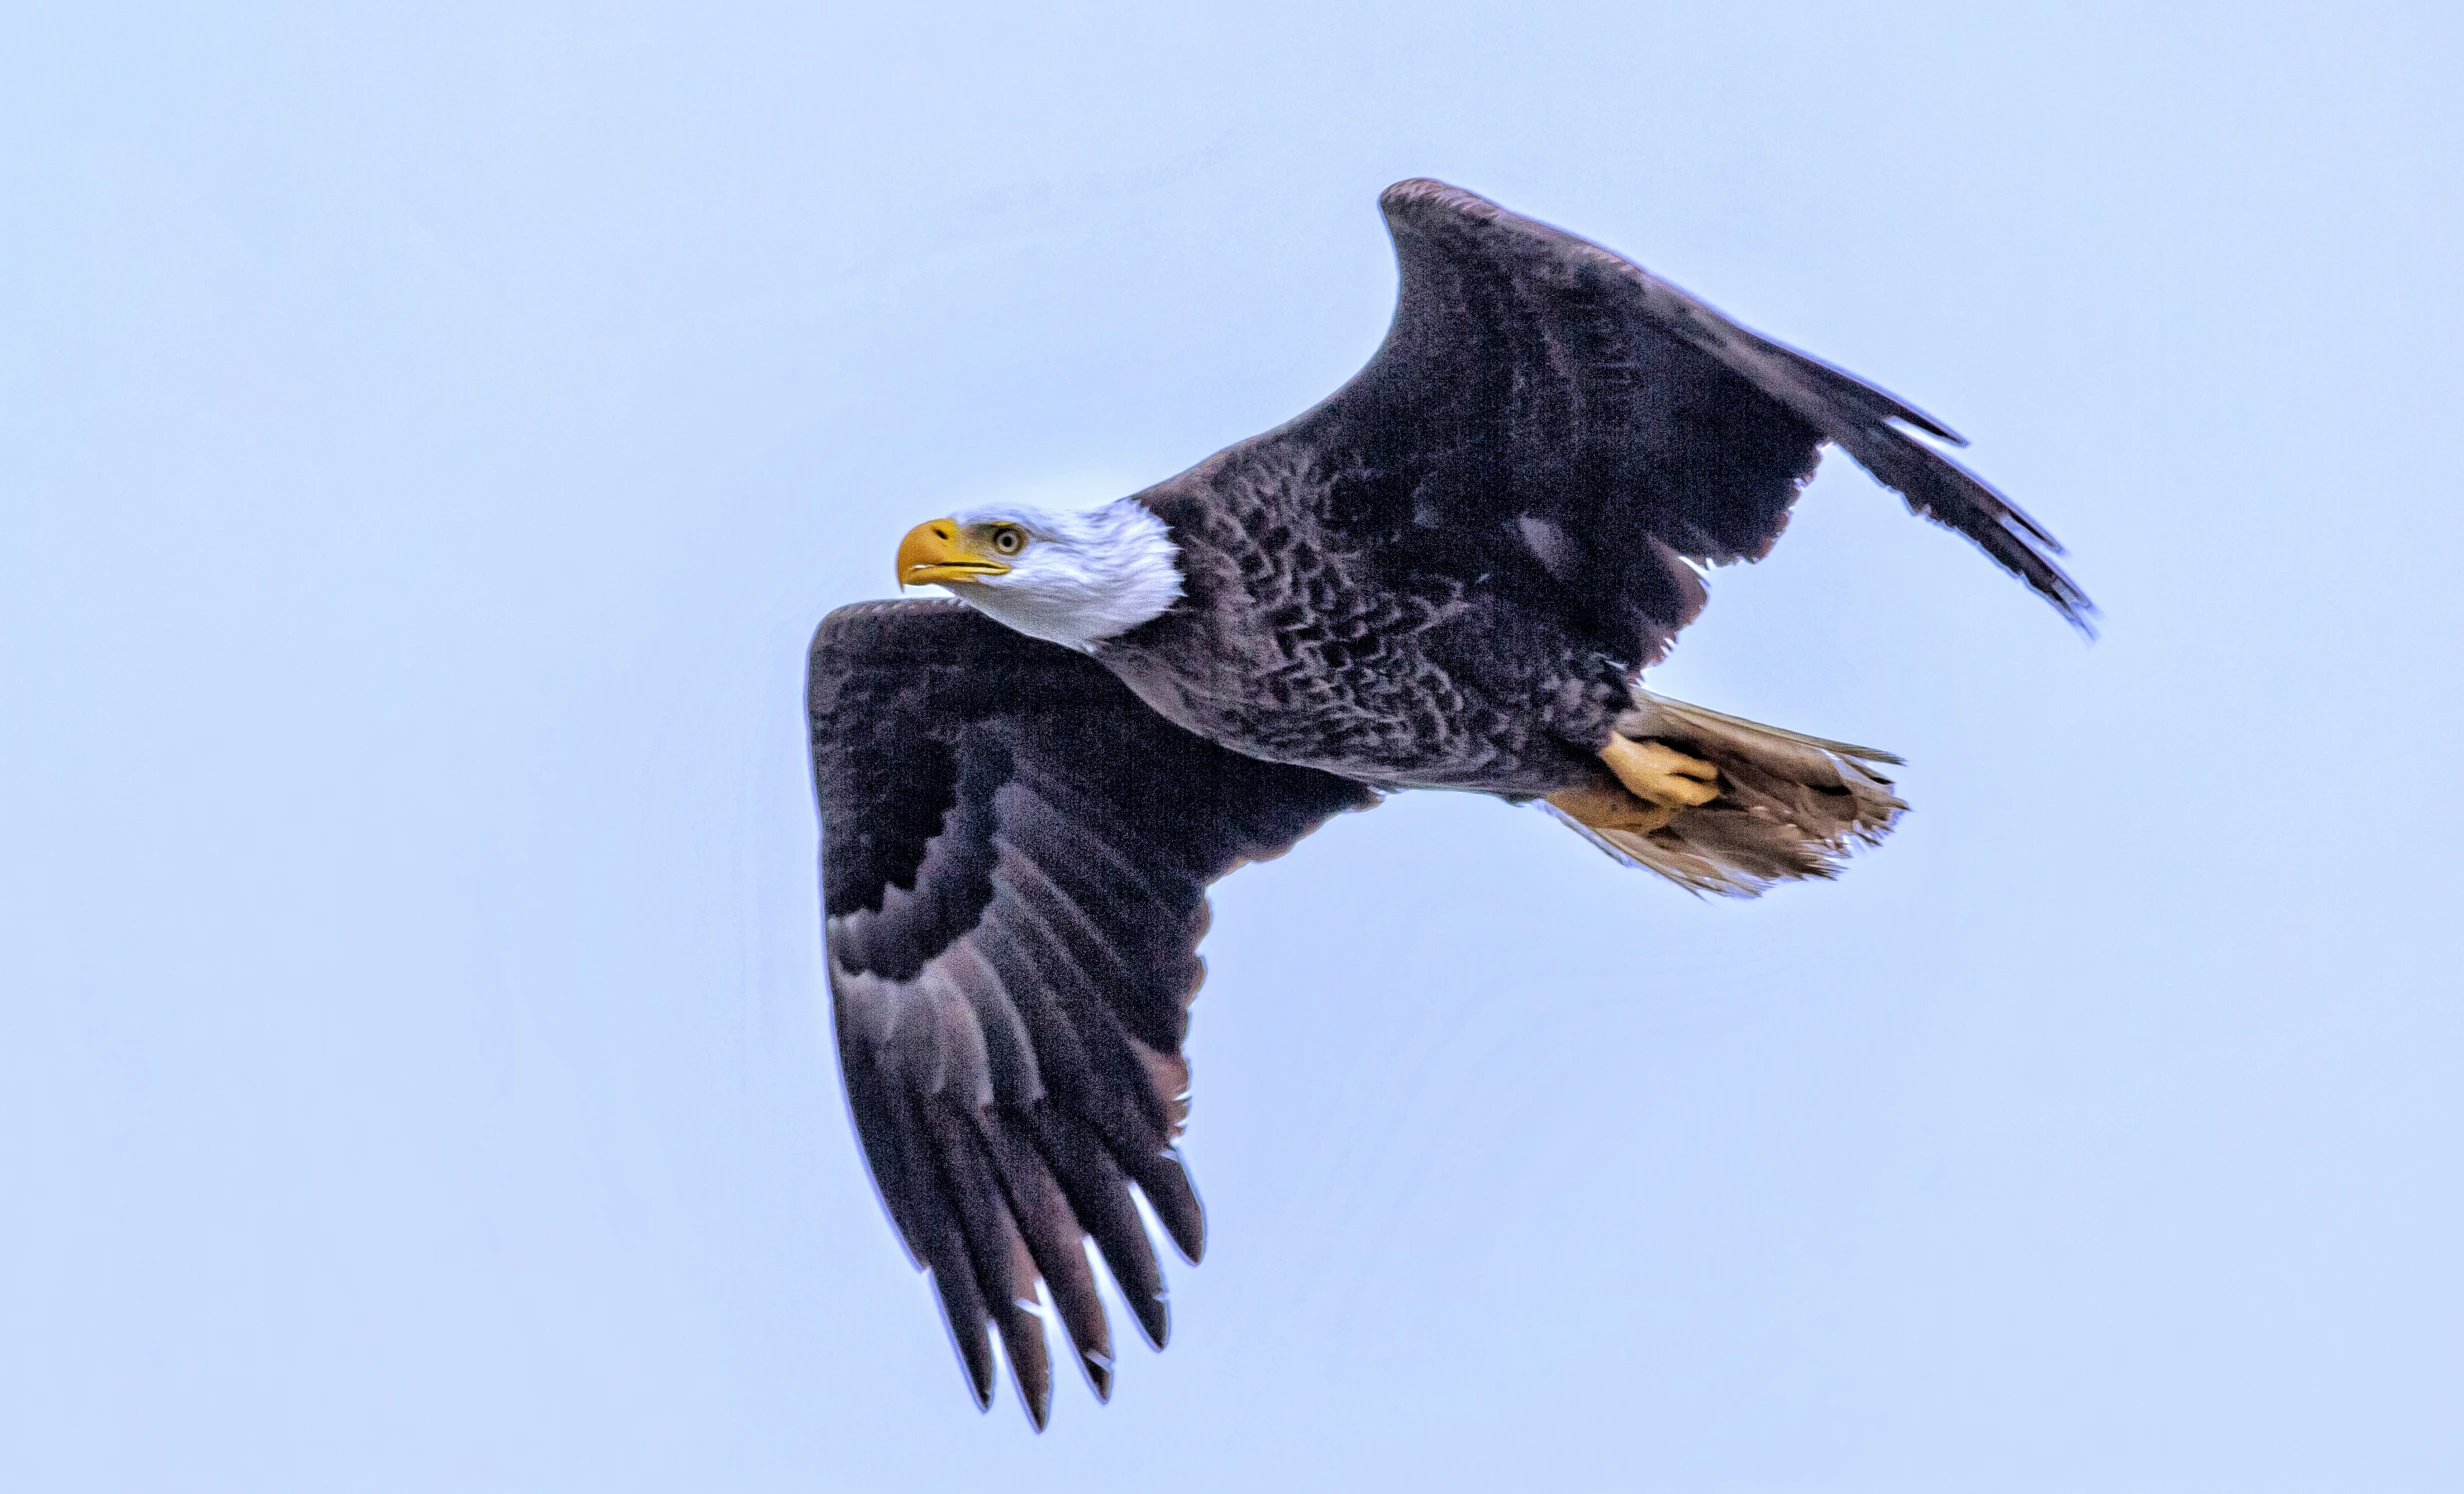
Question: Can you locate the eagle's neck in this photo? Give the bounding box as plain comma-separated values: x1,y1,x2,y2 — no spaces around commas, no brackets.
956,497,1183,653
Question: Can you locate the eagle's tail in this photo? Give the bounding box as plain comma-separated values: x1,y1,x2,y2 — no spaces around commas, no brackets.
1542,691,1906,897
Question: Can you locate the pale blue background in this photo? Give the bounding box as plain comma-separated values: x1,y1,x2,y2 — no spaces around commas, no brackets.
6,3,2460,1489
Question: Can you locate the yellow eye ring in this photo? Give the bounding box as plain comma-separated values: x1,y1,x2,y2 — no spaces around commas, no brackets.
988,526,1026,556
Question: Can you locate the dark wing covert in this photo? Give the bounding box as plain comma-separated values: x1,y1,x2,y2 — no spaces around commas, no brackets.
808,600,1375,1426
1234,178,2092,662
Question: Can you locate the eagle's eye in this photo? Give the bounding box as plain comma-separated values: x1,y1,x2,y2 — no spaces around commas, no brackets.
988,525,1027,556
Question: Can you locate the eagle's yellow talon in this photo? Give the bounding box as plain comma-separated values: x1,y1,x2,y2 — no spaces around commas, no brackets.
1547,779,1680,834
1601,735,1721,808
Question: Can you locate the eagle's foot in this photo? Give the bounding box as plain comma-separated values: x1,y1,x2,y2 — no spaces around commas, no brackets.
1546,778,1681,834
1601,735,1722,808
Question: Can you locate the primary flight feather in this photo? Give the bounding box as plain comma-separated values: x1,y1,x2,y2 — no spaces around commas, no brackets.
806,179,2089,1427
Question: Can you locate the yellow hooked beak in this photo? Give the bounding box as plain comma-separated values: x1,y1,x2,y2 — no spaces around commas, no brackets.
895,519,1011,588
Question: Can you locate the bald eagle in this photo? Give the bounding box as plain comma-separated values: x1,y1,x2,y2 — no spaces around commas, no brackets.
807,180,2088,1426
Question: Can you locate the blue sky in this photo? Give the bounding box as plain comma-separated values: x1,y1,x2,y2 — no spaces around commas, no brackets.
5,3,2460,1489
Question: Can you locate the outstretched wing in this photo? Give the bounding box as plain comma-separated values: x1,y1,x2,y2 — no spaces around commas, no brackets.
807,600,1375,1427
1189,178,2091,664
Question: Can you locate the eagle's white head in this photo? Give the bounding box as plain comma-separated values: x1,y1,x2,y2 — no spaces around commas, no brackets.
894,497,1184,651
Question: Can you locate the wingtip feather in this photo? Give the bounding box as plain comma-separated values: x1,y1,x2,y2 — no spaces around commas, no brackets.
1005,1314,1053,1430
929,1266,998,1412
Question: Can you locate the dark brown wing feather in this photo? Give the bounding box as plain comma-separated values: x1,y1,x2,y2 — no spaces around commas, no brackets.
1282,179,2092,659
808,600,1375,1427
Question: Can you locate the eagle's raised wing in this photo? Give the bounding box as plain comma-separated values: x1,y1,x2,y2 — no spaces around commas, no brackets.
1236,179,2091,662
807,600,1375,1426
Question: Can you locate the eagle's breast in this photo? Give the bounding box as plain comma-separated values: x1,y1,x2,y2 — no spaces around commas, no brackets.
1099,453,1622,794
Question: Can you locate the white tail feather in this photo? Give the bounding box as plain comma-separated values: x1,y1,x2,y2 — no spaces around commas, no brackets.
1551,690,1906,897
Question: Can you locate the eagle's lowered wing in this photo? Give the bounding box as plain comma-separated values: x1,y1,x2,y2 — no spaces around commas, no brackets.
807,600,1374,1426
1255,179,2090,659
